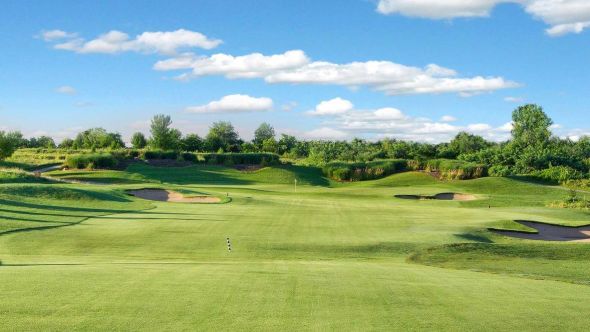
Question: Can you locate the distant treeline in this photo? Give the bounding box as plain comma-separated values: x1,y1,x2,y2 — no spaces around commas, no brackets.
64,151,280,169
1,104,589,183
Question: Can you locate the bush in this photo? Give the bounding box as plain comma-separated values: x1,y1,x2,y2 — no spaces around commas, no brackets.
489,165,513,177
65,153,118,169
199,153,280,166
323,159,407,181
180,152,197,162
423,159,487,180
141,150,179,160
530,165,583,184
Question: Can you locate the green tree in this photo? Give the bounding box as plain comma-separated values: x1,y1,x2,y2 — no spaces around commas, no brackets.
278,134,297,155
37,136,56,149
447,132,490,157
262,138,278,153
181,134,203,152
253,123,275,147
0,131,22,160
59,138,74,149
205,121,240,152
149,114,180,150
72,128,123,150
131,132,147,149
511,104,553,149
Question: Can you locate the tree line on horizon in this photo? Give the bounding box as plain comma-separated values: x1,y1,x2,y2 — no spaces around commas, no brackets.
1,104,589,182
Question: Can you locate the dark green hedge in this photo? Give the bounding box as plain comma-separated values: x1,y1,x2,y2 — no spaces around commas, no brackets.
421,159,487,180
199,153,280,166
65,153,118,169
323,159,408,181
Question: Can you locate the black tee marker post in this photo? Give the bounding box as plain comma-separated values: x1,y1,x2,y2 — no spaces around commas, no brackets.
226,237,232,252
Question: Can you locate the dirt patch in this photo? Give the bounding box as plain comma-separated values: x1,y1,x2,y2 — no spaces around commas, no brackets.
491,220,590,242
395,192,477,201
126,189,221,203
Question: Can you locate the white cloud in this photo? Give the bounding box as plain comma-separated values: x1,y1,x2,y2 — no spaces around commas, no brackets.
185,94,273,114
525,0,590,36
155,50,310,79
304,127,348,140
497,122,514,132
309,97,354,116
46,29,221,55
157,50,517,96
281,101,298,112
39,29,77,41
376,0,510,19
467,123,493,132
377,0,590,36
504,96,525,102
306,101,517,142
440,115,458,122
55,86,76,95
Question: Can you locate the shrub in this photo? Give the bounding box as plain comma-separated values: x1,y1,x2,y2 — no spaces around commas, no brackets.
423,159,487,180
199,153,280,166
180,152,197,162
65,153,118,169
488,165,513,177
323,159,407,181
141,150,179,160
530,165,583,184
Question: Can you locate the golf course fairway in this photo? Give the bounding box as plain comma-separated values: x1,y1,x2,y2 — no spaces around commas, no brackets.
1,165,589,331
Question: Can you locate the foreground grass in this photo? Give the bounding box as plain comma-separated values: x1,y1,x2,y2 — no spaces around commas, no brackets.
1,166,589,330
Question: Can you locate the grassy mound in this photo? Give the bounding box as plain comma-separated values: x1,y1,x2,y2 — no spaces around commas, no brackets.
0,169,50,184
0,185,131,202
409,242,590,285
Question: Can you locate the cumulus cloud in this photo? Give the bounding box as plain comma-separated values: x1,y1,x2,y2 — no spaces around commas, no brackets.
376,0,509,19
525,0,590,36
440,115,458,122
45,29,221,55
157,50,517,96
376,0,590,36
55,85,77,95
155,50,310,79
306,98,514,142
303,127,349,140
308,97,354,115
185,94,273,114
39,29,77,41
504,96,525,102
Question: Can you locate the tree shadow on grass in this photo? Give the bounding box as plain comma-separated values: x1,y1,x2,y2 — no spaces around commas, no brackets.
454,232,494,243
0,198,135,214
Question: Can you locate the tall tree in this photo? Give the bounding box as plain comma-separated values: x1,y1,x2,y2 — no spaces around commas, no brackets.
131,132,147,149
205,121,240,152
253,123,275,147
149,114,179,150
511,104,553,149
448,132,489,157
181,134,203,152
0,131,22,160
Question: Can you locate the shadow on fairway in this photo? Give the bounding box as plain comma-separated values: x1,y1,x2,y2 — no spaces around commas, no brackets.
454,232,493,243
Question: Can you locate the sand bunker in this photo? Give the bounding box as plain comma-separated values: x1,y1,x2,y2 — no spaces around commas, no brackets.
491,220,590,242
395,193,477,201
126,189,221,203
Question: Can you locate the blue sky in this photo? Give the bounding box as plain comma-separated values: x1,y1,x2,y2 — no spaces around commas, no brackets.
1,0,589,143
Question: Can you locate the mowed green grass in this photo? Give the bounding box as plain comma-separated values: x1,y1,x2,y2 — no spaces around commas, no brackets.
1,166,590,331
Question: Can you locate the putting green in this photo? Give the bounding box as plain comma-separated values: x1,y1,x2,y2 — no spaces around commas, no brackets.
1,166,589,331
